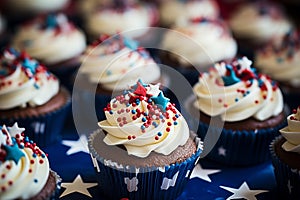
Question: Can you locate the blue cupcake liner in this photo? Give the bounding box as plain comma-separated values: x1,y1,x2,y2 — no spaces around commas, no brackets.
0,88,71,147
196,118,286,166
270,136,300,199
88,129,202,200
49,170,62,200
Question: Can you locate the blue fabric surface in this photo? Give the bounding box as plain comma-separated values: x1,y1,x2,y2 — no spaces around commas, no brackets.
44,124,279,200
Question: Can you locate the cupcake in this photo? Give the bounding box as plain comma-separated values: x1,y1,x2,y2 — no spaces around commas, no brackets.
160,17,237,85
0,122,61,199
159,0,220,27
270,106,300,199
88,80,203,200
12,13,87,89
77,35,167,121
188,56,286,166
0,48,71,147
255,29,300,110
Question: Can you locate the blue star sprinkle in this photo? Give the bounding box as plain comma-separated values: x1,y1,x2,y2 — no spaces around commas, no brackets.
222,65,240,86
151,92,170,112
23,58,38,73
4,143,25,164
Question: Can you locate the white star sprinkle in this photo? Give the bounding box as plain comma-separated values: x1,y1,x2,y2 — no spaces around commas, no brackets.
148,83,161,97
8,123,25,138
237,56,252,71
60,175,98,198
190,164,221,182
62,135,89,156
220,181,268,200
218,146,226,156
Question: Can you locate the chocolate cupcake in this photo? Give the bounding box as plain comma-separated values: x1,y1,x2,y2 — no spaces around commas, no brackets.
187,56,286,166
0,122,61,199
88,80,202,200
270,106,300,199
0,48,71,147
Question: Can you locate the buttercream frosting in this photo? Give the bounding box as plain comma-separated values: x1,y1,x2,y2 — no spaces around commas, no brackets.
255,30,300,87
162,18,237,67
193,57,284,122
228,2,292,43
159,0,219,26
0,48,59,109
98,80,190,158
12,13,86,65
0,123,50,199
81,36,161,91
280,106,300,154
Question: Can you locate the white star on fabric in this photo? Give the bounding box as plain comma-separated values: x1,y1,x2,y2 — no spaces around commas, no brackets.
148,83,161,97
218,146,226,156
190,164,221,182
62,135,89,156
220,181,268,200
60,174,98,198
8,123,25,138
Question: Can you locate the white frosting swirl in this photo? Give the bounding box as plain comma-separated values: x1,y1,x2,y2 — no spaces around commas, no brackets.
12,13,86,65
81,37,161,91
6,0,69,13
159,0,219,26
228,2,292,43
98,82,189,158
0,123,50,199
0,48,59,109
162,19,237,67
193,57,284,122
280,107,300,154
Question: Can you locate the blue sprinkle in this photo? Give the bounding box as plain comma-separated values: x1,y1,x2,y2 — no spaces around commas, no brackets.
25,137,29,142
141,125,145,130
174,121,178,125
34,179,38,183
246,90,250,94
136,99,140,103
126,103,130,107
32,153,37,158
106,70,112,76
30,140,34,144
160,115,164,119
109,110,113,115
144,112,148,116
148,99,152,103
34,83,40,89
235,98,239,102
19,144,24,149
175,114,179,118
157,132,162,136
41,154,45,158
142,117,146,122
152,122,157,127
243,93,247,97
131,110,136,114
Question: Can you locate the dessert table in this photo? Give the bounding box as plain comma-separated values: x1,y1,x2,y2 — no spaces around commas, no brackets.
44,122,280,200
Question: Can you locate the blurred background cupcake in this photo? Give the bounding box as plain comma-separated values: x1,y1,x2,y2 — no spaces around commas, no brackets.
0,123,61,199
159,0,220,27
160,17,237,85
187,56,286,166
255,29,300,110
11,13,87,90
270,106,300,199
88,81,203,199
0,48,71,146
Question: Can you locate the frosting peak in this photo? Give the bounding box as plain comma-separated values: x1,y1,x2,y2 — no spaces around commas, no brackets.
98,80,189,158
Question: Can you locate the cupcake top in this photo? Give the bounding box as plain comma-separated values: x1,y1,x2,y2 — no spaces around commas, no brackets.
280,106,300,153
162,17,237,67
228,2,293,43
85,1,158,39
0,48,59,110
98,80,190,158
80,35,161,91
159,0,219,27
255,30,300,87
12,13,86,65
193,56,284,122
0,123,50,199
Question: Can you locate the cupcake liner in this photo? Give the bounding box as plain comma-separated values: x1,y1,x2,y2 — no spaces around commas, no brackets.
0,88,71,147
88,129,202,200
197,119,286,166
49,170,62,200
270,136,300,199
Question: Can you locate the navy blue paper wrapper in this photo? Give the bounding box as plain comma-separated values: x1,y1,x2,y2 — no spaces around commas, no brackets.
270,136,300,199
196,119,286,166
0,89,71,147
88,130,202,200
49,170,62,200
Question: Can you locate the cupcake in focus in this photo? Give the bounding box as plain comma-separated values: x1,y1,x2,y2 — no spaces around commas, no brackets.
0,122,61,199
88,80,203,200
255,29,300,110
188,56,286,166
160,17,237,85
12,13,87,89
77,35,167,121
0,48,71,146
270,106,300,199
159,0,219,27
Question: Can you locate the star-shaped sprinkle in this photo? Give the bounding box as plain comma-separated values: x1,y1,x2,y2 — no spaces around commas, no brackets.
133,82,147,96
218,146,226,156
8,123,25,138
220,182,268,200
22,58,38,73
4,143,25,164
222,65,240,86
131,79,148,89
151,92,170,112
148,83,161,97
60,175,98,198
238,57,252,71
62,135,89,156
190,163,221,182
